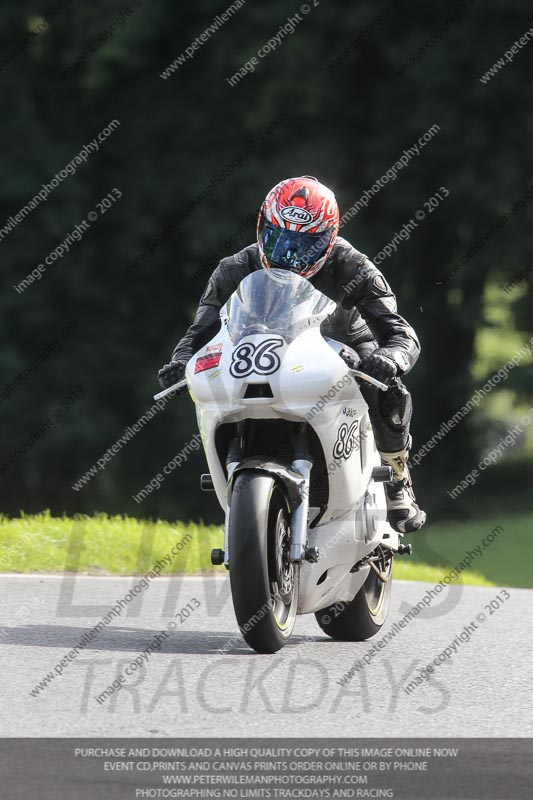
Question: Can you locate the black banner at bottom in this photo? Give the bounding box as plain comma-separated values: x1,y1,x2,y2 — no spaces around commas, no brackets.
0,738,530,799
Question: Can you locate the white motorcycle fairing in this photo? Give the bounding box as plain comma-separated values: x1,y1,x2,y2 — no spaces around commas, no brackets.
184,269,398,616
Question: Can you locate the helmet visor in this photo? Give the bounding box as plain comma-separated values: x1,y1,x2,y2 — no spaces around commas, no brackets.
260,221,332,273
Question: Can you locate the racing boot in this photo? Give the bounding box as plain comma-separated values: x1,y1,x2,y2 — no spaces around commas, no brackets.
379,442,426,533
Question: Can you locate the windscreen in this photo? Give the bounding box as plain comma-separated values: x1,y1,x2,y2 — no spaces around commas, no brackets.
225,268,336,344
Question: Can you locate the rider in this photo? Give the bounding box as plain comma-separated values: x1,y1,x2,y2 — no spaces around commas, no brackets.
158,176,426,533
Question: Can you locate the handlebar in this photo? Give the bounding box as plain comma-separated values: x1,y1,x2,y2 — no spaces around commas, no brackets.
350,369,389,392
336,347,387,392
153,368,388,402
153,378,188,401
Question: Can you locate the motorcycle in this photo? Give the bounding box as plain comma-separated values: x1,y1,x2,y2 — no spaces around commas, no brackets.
155,268,412,653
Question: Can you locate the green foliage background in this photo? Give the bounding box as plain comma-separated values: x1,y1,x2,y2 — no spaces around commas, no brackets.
1,0,532,524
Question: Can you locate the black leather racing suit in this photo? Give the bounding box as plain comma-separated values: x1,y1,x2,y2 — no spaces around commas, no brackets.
171,236,420,453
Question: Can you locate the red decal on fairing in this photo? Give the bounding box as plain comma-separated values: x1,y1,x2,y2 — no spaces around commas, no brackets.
194,343,223,373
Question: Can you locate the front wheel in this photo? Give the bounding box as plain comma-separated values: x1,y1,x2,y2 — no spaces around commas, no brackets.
228,471,298,653
315,547,392,641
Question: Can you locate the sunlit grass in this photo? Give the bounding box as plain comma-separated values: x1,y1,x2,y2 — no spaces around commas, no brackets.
0,511,528,587
0,511,225,575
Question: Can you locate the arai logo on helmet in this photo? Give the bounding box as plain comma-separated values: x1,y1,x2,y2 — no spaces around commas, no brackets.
280,206,313,225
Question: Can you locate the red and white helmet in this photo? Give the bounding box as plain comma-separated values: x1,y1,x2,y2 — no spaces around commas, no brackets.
257,176,339,279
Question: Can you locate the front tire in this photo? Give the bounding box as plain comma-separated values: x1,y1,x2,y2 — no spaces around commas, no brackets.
315,548,392,641
228,471,298,653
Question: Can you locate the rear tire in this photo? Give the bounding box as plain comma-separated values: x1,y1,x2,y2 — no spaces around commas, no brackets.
229,471,298,653
315,549,392,641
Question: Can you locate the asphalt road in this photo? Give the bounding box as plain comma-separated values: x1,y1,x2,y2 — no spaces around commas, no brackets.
1,574,531,737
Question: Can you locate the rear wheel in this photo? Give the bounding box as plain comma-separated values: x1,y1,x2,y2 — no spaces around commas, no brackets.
315,547,392,641
229,471,298,653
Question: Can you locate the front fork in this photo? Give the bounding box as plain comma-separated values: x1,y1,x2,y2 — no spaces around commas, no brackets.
223,425,314,568
289,458,313,562
289,423,314,563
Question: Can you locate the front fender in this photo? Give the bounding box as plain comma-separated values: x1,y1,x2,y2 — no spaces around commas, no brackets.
228,459,304,512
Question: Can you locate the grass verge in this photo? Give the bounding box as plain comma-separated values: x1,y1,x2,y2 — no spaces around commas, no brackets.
0,511,528,587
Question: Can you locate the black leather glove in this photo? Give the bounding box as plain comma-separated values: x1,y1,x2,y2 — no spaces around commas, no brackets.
358,351,398,386
158,360,187,390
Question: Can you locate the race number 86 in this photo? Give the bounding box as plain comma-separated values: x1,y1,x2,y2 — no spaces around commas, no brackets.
230,338,284,378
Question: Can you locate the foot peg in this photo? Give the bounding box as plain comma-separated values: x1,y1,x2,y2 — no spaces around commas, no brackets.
201,473,214,491
397,543,413,556
372,466,393,482
210,548,225,565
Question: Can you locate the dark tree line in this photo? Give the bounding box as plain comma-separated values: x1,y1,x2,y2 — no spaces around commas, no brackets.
1,0,532,521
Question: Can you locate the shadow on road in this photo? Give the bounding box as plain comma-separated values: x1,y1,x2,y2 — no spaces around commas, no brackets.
0,625,330,656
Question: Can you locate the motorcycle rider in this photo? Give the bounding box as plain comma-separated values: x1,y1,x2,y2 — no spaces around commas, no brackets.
159,176,426,533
